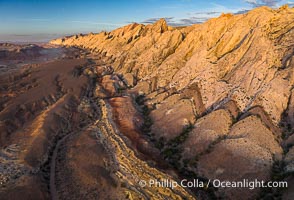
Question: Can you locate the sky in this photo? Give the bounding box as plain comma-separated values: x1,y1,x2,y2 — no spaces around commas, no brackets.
0,0,293,42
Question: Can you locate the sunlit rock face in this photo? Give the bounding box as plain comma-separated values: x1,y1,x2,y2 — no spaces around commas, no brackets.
51,6,294,125
49,5,294,199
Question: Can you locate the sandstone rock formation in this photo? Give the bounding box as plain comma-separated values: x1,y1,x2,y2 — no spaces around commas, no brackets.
50,6,294,199
51,6,294,125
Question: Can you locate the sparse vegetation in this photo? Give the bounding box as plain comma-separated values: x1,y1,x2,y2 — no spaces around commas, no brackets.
159,123,194,169
134,94,154,134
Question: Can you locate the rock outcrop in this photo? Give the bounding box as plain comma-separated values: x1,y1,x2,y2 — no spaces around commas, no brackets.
49,5,294,199
51,6,294,124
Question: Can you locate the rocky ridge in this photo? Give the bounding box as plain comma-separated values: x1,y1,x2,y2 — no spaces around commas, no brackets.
51,5,294,199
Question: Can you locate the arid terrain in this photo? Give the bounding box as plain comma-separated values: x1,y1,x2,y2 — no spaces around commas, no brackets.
1,5,294,200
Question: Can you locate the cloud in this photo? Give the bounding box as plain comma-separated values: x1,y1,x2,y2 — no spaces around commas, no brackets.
141,16,209,26
234,9,251,14
141,17,174,24
179,17,209,24
245,0,282,7
140,0,293,28
140,7,251,27
141,17,195,26
189,11,222,15
263,0,282,6
286,1,294,6
140,2,254,27
245,0,258,6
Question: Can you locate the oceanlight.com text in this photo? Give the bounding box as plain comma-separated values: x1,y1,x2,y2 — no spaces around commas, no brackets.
138,179,288,190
